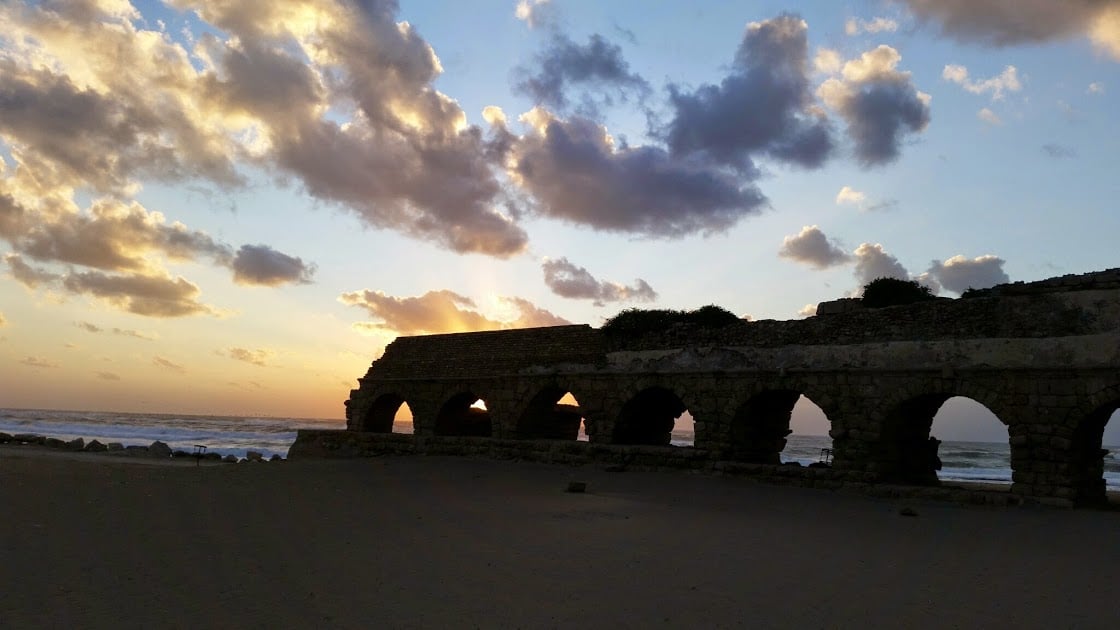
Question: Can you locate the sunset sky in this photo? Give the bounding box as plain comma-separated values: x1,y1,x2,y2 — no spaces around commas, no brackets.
1,1,1118,432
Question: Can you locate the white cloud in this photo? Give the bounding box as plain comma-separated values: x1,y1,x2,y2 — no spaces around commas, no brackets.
339,289,570,336
942,64,1022,99
814,48,842,74
845,17,900,36
977,108,1003,125
1088,81,1106,94
778,225,852,269
515,0,552,29
835,186,866,205
925,254,1009,294
853,242,909,286
798,303,818,317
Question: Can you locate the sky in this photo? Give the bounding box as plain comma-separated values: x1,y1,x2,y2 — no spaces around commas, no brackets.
1,1,1118,440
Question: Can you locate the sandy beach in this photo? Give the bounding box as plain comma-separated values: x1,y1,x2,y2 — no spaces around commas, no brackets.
2,446,1119,629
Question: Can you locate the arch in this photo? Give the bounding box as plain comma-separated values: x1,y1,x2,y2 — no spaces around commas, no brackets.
613,386,688,446
929,396,1010,486
515,386,584,440
730,390,833,464
360,393,411,433
435,391,492,437
1069,384,1120,505
878,390,1008,485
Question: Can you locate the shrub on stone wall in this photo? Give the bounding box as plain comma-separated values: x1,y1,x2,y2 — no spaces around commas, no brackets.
602,305,740,337
861,277,936,308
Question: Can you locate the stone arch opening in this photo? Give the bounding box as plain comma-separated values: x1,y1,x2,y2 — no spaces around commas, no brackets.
360,393,413,433
880,393,1007,485
1071,401,1120,506
435,392,492,437
613,386,689,446
731,391,831,464
929,396,1010,487
515,387,584,440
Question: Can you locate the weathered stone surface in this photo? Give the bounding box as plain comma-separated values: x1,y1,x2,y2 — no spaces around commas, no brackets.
106,442,124,451
149,441,172,457
222,454,238,463
66,438,85,451
245,450,264,462
85,440,107,452
335,269,1120,507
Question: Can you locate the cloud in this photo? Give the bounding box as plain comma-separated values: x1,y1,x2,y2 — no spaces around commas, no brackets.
942,64,1021,99
231,244,315,286
515,0,554,29
814,48,843,74
20,356,59,368
923,255,1009,294
76,322,103,333
497,109,766,237
846,17,900,36
5,253,59,289
817,45,932,166
0,0,528,258
977,108,1003,125
1088,82,1106,94
778,225,852,269
663,14,834,172
515,33,651,115
7,197,232,273
899,0,1120,60
74,322,158,339
339,288,570,335
798,303,818,317
541,257,658,305
225,347,274,367
62,270,217,318
1041,143,1077,159
96,371,121,381
0,312,5,326
152,356,185,372
853,242,909,286
835,186,867,206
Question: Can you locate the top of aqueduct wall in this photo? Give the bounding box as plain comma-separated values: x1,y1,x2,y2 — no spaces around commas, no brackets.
360,268,1120,382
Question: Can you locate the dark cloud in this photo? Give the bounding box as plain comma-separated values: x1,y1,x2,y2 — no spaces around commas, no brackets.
185,0,530,257
542,257,657,305
898,0,1120,58
339,288,570,335
924,255,1009,294
1041,143,1078,159
20,356,59,368
5,253,59,288
152,356,185,372
62,270,216,318
818,46,931,166
0,59,241,195
515,33,651,115
96,371,121,381
75,322,157,340
12,198,232,273
853,242,909,286
231,244,315,286
503,112,765,237
663,14,833,172
226,347,273,367
778,226,852,269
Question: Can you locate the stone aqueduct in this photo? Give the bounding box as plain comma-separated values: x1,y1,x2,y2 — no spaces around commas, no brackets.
291,269,1120,506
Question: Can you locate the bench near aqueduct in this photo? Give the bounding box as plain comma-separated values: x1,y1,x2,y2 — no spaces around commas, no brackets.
291,269,1120,507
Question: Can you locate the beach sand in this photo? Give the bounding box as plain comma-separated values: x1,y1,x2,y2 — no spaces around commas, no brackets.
2,445,1119,629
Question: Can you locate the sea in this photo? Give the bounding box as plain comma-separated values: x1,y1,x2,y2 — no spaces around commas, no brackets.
2,408,1118,490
